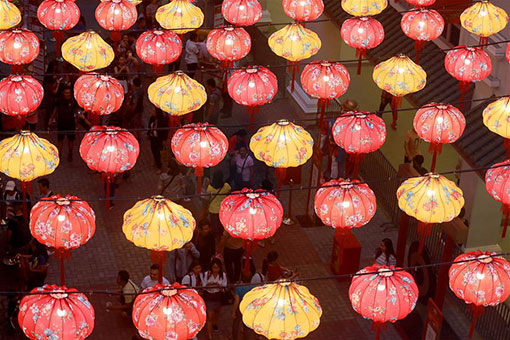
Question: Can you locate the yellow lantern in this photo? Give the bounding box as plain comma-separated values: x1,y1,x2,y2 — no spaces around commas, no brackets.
240,281,322,340
123,195,196,251
148,70,207,116
0,0,21,30
155,0,204,35
461,0,508,45
61,31,115,72
373,55,426,99
341,0,387,17
483,97,510,138
0,131,59,182
125,0,142,5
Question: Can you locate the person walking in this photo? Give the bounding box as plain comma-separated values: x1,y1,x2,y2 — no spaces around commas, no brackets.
195,221,216,269
168,241,200,283
231,271,257,340
148,108,167,173
185,32,202,78
140,264,170,289
201,258,227,340
205,78,222,124
50,86,78,161
181,260,202,288
206,170,231,239
107,270,139,318
375,238,397,267
404,127,421,163
37,178,54,199
231,146,254,190
219,231,244,283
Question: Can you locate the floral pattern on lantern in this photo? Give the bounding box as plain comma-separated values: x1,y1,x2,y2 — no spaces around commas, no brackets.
227,66,277,112
401,8,444,54
148,71,207,116
95,0,137,32
483,97,510,138
18,285,95,340
0,131,59,182
0,75,44,116
240,281,322,340
136,29,182,69
460,1,508,45
30,195,96,250
220,188,283,239
282,0,324,22
444,46,492,90
206,27,251,67
156,0,204,35
373,55,427,99
222,0,262,26
413,103,465,149
0,29,40,66
74,73,124,116
0,0,21,30
123,195,196,251
300,61,350,103
314,179,376,229
61,31,115,71
268,23,321,62
250,120,313,168
332,111,386,154
133,283,206,340
341,0,387,17
485,159,510,237
37,0,80,30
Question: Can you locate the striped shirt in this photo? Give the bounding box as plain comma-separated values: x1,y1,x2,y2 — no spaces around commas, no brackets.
375,254,396,267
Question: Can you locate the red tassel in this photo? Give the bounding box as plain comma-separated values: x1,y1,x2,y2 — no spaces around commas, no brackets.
151,250,166,283
247,106,259,130
195,167,204,194
417,222,432,253
55,249,70,286
21,182,28,218
501,205,509,238
469,305,484,338
289,62,299,92
53,30,65,58
11,64,21,74
504,139,510,159
243,240,252,273
479,36,488,48
105,173,111,210
275,168,287,196
414,40,425,63
152,64,164,74
429,147,441,172
458,81,470,110
110,31,121,53
347,154,364,179
356,49,366,75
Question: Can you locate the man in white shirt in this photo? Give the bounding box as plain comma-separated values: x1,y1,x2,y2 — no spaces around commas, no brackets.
140,264,170,290
185,32,204,78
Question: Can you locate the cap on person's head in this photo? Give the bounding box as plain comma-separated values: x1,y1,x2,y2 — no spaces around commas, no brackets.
342,99,359,112
5,181,15,191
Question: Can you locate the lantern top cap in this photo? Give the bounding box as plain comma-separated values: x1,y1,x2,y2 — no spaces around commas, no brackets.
246,192,260,199
161,288,178,296
11,75,23,82
436,104,448,110
153,30,164,35
477,254,493,263
276,279,291,286
152,195,165,202
277,119,290,126
49,290,69,299
339,181,354,189
100,75,111,81
56,197,70,206
11,29,22,33
175,70,185,76
425,172,440,179
224,27,235,31
246,67,259,74
378,268,394,277
20,130,31,136
397,54,408,58
320,61,331,67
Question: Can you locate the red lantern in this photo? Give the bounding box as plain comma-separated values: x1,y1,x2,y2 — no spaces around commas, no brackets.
401,8,444,62
95,0,137,44
0,29,40,73
0,75,44,116
80,125,140,208
136,29,182,73
282,0,324,22
301,61,350,125
133,283,206,340
74,73,125,122
314,179,376,229
171,123,228,193
332,111,387,178
445,46,492,105
222,0,262,26
349,265,418,340
341,17,384,74
405,0,436,7
449,251,510,338
227,66,277,123
413,103,465,171
19,285,95,340
485,159,510,238
37,0,80,57
206,26,251,69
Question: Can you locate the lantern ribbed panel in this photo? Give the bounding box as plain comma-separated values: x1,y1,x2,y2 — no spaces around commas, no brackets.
444,47,492,83
222,0,262,26
37,0,80,30
341,17,384,51
449,251,510,306
219,188,283,239
133,284,206,339
0,0,21,30
95,0,137,31
413,103,465,145
61,31,115,71
483,97,510,138
227,66,277,107
0,29,40,65
401,8,444,42
461,1,508,39
332,111,386,154
268,24,321,62
74,74,124,115
18,285,95,340
300,61,350,100
171,123,228,168
282,0,324,22
30,195,96,250
341,0,387,16
373,55,426,97
156,0,204,35
349,265,418,323
136,30,182,66
485,160,510,206
314,179,376,229
0,75,44,116
206,27,251,63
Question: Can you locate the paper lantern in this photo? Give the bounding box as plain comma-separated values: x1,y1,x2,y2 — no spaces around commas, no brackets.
460,0,508,46
30,195,96,250
341,16,384,74
0,131,59,182
206,26,251,68
341,0,387,17
300,61,350,123
148,71,207,116
397,173,464,252
483,97,510,142
282,0,324,22
136,29,182,72
413,103,465,171
314,179,376,229
227,66,278,122
240,281,322,340
0,0,21,30
61,31,115,72
485,159,510,238
171,123,228,192
95,0,137,43
133,283,206,340
19,285,95,340
268,23,321,91
38,0,80,31
444,46,492,102
406,0,435,6
74,73,124,116
506,43,510,63
449,251,510,337
0,29,40,72
0,75,44,116
156,0,204,35
222,0,262,26
401,8,444,61
349,265,418,339
126,0,142,4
